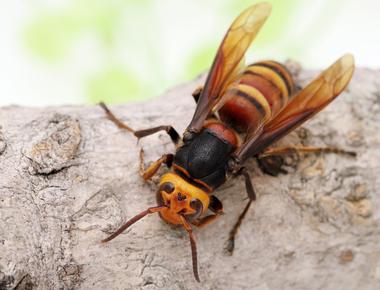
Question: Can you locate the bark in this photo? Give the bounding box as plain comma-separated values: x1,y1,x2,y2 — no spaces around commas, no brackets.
0,66,380,290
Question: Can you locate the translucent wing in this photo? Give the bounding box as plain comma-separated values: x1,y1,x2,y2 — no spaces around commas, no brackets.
187,3,272,133
234,54,355,162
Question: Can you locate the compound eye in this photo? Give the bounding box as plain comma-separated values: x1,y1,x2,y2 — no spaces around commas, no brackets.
160,182,175,193
187,198,203,221
156,182,175,206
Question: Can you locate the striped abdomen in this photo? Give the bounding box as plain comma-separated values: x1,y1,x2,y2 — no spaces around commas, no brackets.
218,60,295,134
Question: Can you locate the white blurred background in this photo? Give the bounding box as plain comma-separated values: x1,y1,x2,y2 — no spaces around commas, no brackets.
0,0,379,106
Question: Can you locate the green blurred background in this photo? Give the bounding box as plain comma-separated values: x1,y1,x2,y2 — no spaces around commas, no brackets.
0,0,378,106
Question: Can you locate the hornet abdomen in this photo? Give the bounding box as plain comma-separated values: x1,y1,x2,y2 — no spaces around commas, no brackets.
219,60,295,134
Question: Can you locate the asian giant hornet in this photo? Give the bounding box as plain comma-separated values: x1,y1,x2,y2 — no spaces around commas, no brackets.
100,2,355,282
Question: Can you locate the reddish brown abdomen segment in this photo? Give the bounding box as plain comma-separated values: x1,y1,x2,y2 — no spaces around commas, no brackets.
204,121,239,147
218,60,295,134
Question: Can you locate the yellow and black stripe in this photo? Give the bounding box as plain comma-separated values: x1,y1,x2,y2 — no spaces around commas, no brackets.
253,60,295,98
218,60,294,134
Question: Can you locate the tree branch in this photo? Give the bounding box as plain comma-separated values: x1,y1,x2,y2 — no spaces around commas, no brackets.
1,67,380,290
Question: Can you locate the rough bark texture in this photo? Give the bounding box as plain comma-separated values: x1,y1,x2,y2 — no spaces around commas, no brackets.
0,66,380,290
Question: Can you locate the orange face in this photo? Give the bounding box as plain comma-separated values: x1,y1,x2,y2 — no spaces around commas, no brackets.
156,173,210,225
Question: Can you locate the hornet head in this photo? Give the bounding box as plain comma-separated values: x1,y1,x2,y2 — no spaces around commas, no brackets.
156,172,210,225
101,172,210,282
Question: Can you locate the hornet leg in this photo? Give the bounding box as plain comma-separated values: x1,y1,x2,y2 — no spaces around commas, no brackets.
99,102,180,145
225,167,256,255
192,214,220,228
139,149,173,181
260,145,356,158
192,86,217,119
192,86,203,103
257,146,356,176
